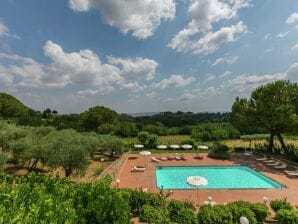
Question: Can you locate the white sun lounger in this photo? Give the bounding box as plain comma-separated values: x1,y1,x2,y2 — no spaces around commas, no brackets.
284,170,298,174
263,159,276,163
267,161,281,166
273,164,287,169
151,157,161,163
286,172,298,177
256,157,267,161
131,166,146,172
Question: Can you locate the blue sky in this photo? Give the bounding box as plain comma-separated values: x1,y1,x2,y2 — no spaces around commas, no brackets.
0,0,298,114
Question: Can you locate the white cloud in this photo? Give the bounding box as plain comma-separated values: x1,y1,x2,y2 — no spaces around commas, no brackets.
212,58,225,66
0,41,158,94
179,93,196,101
264,48,274,53
212,55,238,66
291,44,298,51
0,19,20,39
219,70,232,78
276,31,290,38
153,74,195,89
286,12,298,25
226,73,287,93
192,22,247,54
264,33,271,39
69,0,176,39
0,20,9,37
107,56,158,81
169,0,250,54
204,73,216,81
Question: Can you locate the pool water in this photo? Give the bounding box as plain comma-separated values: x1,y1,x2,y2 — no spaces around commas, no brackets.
155,166,283,189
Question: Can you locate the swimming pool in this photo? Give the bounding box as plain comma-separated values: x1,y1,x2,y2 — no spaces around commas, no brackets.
155,166,283,189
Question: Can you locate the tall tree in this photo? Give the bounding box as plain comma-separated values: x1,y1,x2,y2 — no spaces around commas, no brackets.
231,80,298,151
80,106,120,133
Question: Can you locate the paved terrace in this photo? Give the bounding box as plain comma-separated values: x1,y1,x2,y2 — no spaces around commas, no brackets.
116,153,298,206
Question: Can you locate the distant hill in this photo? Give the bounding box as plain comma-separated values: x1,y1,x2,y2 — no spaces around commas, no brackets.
128,112,159,117
0,93,29,118
134,111,230,127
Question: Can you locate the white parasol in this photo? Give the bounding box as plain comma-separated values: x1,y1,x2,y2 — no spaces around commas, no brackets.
157,145,168,149
187,176,208,206
169,144,180,149
181,144,193,149
197,145,209,150
139,151,151,167
134,144,144,149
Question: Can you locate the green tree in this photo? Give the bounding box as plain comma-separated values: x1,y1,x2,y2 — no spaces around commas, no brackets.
0,93,28,118
45,129,89,177
231,80,298,152
137,131,158,149
81,106,120,134
100,135,125,157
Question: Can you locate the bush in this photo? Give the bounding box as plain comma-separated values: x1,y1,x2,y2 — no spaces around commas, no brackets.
208,143,231,159
250,203,269,222
227,201,257,224
270,198,293,212
276,209,298,224
137,131,158,149
167,200,197,224
180,139,197,147
140,205,170,224
191,123,240,141
197,205,233,224
126,189,151,214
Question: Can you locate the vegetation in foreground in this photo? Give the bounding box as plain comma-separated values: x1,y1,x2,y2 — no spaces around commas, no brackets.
0,173,297,224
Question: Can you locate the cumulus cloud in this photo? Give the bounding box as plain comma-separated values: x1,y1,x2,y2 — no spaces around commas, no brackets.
68,0,175,39
107,56,158,81
169,0,250,54
0,41,158,94
286,12,298,25
153,74,195,89
226,73,287,93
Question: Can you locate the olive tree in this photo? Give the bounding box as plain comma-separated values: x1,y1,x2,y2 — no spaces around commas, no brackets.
45,129,89,177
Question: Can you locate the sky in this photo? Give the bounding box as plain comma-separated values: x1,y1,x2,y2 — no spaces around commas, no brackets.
0,0,298,114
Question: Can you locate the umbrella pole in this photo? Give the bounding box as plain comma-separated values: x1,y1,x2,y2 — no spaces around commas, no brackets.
197,187,199,206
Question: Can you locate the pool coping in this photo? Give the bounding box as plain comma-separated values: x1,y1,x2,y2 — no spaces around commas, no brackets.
155,165,285,190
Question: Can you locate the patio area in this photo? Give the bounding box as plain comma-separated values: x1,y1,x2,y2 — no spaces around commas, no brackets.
115,153,298,206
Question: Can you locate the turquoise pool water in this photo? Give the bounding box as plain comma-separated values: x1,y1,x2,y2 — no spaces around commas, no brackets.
156,166,283,189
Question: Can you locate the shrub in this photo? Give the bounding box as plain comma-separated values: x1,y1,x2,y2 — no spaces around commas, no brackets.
148,193,166,208
168,200,197,224
270,198,293,212
208,143,231,159
180,139,197,147
227,201,257,224
140,205,170,224
127,189,151,214
250,203,269,222
276,209,298,224
137,131,158,149
197,205,233,224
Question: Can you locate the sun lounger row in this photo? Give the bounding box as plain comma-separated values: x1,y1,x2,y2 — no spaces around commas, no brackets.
256,156,288,169
151,155,188,163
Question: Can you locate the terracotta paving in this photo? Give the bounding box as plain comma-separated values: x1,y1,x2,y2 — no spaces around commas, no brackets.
116,153,298,206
